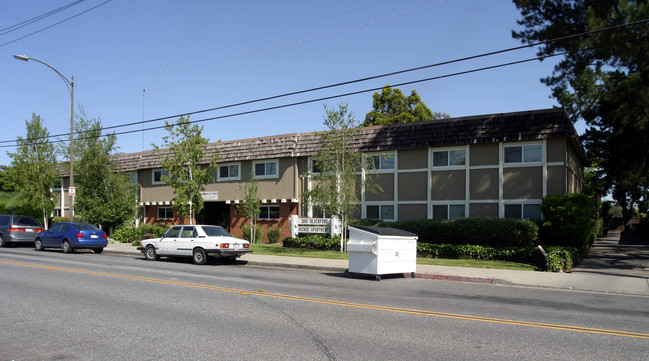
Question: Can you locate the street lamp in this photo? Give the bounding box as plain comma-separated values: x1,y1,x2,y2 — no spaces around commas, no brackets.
13,54,75,220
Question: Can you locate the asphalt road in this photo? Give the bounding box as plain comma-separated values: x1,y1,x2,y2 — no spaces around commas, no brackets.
1,246,648,361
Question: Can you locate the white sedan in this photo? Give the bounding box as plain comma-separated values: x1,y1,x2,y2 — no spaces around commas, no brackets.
137,225,252,265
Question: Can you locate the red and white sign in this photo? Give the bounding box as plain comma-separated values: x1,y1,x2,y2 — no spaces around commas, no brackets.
69,187,76,196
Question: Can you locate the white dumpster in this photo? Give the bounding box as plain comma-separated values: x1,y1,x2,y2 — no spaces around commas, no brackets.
347,226,418,281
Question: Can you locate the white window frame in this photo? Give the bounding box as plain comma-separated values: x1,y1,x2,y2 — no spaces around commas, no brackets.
366,152,395,173
157,207,173,220
253,159,279,179
217,162,241,181
504,143,543,165
152,169,169,185
432,147,467,169
365,204,395,221
309,157,322,175
258,205,280,220
431,203,466,220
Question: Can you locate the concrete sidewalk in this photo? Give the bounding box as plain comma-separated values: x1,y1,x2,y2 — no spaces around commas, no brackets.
103,239,649,296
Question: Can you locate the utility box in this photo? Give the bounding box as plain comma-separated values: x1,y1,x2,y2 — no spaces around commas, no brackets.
347,226,418,281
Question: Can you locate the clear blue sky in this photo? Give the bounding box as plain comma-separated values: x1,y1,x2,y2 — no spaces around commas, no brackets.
1,0,575,167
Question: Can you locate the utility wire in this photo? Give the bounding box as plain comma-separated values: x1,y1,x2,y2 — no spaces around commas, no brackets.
0,0,112,48
0,0,85,36
3,18,648,147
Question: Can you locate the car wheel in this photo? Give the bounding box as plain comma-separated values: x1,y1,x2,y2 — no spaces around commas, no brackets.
0,235,6,247
144,246,159,261
193,248,208,265
94,248,104,254
62,240,73,254
35,238,44,251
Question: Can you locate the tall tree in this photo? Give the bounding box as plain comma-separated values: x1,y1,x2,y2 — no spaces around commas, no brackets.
304,103,379,251
153,116,218,225
363,85,449,126
237,172,261,243
7,114,59,228
74,111,137,230
512,0,649,228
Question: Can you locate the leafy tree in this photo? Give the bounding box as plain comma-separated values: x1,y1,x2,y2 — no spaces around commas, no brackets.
237,173,261,243
153,116,218,224
0,166,17,192
304,103,379,251
7,114,59,227
363,85,449,126
74,111,137,230
512,0,649,229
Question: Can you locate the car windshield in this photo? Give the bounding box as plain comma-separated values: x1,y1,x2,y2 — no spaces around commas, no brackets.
202,226,231,237
74,223,100,231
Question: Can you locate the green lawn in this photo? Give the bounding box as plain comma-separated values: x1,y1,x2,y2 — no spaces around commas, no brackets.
250,244,536,271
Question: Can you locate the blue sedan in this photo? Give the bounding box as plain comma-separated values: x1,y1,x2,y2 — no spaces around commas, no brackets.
35,222,108,254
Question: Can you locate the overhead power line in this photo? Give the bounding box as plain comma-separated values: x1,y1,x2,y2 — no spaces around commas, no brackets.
0,0,112,48
0,0,85,36
2,18,648,148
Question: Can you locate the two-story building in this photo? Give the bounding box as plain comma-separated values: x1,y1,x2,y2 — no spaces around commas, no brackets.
54,108,586,241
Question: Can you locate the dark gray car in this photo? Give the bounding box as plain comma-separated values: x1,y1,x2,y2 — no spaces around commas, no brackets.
0,215,44,247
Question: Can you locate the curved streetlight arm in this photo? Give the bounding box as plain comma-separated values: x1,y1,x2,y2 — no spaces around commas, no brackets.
13,54,73,94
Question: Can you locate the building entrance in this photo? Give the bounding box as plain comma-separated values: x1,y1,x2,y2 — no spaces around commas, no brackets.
197,202,231,231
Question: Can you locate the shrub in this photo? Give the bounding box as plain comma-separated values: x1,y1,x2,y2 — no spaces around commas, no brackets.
111,224,167,244
242,223,262,243
417,243,545,266
540,194,598,252
52,216,69,225
350,218,538,247
267,227,282,243
544,246,580,272
283,235,341,251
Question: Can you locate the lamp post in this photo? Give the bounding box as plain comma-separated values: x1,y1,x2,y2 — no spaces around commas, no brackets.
13,54,75,220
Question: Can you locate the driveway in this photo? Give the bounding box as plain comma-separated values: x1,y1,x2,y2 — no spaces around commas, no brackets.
572,232,649,278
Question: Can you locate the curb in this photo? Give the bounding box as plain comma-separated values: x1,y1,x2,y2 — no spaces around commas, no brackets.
413,272,494,284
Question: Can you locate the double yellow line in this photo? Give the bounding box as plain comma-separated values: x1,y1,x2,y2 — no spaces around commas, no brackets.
3,260,648,340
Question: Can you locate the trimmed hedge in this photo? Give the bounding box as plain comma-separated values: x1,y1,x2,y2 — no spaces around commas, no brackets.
283,235,341,251
112,224,167,244
350,218,538,247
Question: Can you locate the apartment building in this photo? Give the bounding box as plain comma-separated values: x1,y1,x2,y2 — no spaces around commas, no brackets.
54,108,586,241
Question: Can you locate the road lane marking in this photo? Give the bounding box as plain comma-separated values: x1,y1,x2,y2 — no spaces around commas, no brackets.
3,260,648,339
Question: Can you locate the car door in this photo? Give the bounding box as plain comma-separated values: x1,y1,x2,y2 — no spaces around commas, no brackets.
41,224,57,247
156,226,181,255
176,226,197,257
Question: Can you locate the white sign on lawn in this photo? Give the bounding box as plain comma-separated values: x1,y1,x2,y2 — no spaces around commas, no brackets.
289,215,341,238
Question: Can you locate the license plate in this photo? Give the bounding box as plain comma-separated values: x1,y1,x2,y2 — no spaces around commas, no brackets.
91,235,98,239
26,229,33,233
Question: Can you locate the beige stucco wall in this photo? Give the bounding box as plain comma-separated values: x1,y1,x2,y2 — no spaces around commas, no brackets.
469,168,499,200
503,167,543,199
470,203,499,218
398,148,428,169
398,172,428,201
366,173,394,201
469,143,498,166
431,170,465,200
399,204,427,221
546,165,566,195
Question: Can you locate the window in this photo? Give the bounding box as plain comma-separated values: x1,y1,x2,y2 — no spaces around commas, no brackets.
53,209,62,217
366,205,395,221
368,153,395,170
310,158,323,174
180,226,197,238
49,223,62,232
152,169,169,184
432,204,465,220
129,172,138,184
157,207,173,220
259,205,280,219
254,160,278,178
504,145,542,163
164,226,181,238
504,204,542,219
218,163,240,181
433,149,466,167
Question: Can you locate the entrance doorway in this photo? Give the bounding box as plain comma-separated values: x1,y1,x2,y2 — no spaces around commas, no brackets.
197,202,230,231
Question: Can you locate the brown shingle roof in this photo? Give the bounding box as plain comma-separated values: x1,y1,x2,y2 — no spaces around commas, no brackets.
59,108,583,175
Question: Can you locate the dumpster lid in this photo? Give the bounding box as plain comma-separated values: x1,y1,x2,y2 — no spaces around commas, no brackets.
350,226,417,237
